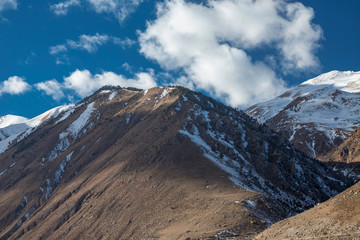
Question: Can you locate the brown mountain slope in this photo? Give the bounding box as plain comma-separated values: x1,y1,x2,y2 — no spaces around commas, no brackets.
327,127,360,164
256,181,360,240
0,86,352,240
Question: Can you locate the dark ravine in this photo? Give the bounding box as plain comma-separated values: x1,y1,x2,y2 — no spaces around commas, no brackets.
0,86,353,239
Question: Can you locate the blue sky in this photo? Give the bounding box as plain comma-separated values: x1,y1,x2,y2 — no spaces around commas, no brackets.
0,0,359,118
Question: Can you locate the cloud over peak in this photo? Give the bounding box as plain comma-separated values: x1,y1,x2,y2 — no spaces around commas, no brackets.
35,69,157,100
64,69,157,97
139,0,322,107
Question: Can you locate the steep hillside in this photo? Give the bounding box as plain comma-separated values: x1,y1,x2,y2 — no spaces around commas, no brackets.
328,126,360,164
246,70,360,160
0,86,351,239
256,181,360,240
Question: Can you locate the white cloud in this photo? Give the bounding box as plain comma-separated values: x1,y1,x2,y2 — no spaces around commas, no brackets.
0,0,17,12
0,76,31,95
87,0,143,23
139,0,322,107
49,44,68,55
64,69,157,97
35,79,65,100
50,0,80,16
113,37,136,49
49,34,135,61
49,0,142,22
66,33,110,53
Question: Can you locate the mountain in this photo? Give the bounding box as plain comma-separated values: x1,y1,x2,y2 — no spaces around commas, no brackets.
257,123,360,239
0,86,351,239
246,70,360,160
256,128,360,239
328,126,360,164
0,106,72,154
256,180,360,240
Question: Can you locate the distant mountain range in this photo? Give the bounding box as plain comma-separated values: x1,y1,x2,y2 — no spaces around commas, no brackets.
0,71,359,239
246,70,360,160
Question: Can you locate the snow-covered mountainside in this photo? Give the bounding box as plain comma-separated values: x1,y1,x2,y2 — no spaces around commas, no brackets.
246,70,360,159
0,105,73,154
0,86,353,239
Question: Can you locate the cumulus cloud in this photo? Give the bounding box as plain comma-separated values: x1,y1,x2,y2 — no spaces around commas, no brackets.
34,69,157,99
35,79,65,101
139,0,322,107
0,76,31,95
64,69,157,97
50,0,80,16
87,0,143,23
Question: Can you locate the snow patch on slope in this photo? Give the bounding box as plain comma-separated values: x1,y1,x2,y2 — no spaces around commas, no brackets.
54,151,74,185
108,92,117,101
67,102,95,139
47,102,96,162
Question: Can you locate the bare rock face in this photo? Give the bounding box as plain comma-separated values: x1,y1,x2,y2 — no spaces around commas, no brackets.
246,70,360,160
0,86,352,239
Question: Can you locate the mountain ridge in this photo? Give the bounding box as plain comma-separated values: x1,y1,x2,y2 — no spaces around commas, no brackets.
0,85,353,239
246,70,360,160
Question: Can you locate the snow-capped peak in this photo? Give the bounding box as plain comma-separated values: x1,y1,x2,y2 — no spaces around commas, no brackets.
302,70,360,93
0,115,29,129
246,70,360,159
0,105,73,154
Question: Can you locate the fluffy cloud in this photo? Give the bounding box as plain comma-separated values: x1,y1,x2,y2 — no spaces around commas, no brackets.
0,76,31,95
34,69,157,99
88,0,143,23
0,0,17,12
50,0,80,16
64,69,157,97
35,80,65,101
139,0,322,107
